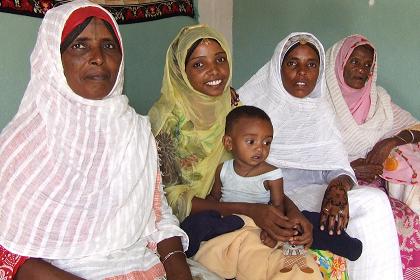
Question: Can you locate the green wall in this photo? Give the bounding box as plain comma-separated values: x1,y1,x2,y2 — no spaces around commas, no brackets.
233,0,420,119
0,12,196,129
2,0,419,131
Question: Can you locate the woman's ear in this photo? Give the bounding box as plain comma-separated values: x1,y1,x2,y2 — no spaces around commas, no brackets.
222,135,233,151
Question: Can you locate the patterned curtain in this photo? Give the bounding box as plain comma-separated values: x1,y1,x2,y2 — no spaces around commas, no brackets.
0,0,194,24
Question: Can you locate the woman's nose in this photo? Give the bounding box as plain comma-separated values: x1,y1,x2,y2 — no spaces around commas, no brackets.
357,65,370,74
208,63,219,75
297,66,307,76
90,47,104,66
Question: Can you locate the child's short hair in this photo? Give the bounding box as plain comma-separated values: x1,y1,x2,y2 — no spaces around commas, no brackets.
225,105,272,134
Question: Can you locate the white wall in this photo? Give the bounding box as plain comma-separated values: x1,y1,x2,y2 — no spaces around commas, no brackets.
197,0,233,51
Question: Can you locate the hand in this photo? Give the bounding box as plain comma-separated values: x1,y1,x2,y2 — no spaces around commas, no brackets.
366,137,398,165
320,181,349,235
288,212,313,250
260,229,277,248
230,86,240,106
351,158,383,183
249,204,296,243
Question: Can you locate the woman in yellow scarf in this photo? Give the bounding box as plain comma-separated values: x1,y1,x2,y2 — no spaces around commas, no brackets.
149,25,309,249
149,25,233,221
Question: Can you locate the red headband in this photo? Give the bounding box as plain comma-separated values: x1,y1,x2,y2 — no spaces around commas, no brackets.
61,7,120,47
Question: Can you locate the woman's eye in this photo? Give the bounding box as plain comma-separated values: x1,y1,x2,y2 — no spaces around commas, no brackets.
350,58,359,65
104,42,116,49
308,62,318,68
71,43,85,49
286,60,297,67
193,62,204,68
217,56,226,63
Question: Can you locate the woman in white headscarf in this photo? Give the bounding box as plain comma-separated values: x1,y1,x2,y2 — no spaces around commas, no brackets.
239,32,402,280
0,1,193,279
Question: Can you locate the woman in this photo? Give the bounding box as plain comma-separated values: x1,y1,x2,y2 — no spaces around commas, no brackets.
239,32,403,280
325,34,420,279
149,26,313,249
0,1,192,279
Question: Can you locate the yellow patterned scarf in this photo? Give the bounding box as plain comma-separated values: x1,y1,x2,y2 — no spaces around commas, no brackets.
149,25,233,221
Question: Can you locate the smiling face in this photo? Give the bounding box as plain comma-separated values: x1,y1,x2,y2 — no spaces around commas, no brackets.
343,45,374,89
61,17,122,100
281,43,320,98
185,39,230,97
223,117,273,169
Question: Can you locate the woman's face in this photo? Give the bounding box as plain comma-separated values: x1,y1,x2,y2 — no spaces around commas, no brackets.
343,45,374,89
185,39,230,97
281,44,320,98
61,17,122,100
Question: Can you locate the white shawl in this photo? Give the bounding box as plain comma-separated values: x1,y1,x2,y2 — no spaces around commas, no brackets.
325,36,417,161
0,0,159,259
239,32,353,174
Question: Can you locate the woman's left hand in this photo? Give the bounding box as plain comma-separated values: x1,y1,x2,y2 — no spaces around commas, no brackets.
366,137,398,165
320,177,351,235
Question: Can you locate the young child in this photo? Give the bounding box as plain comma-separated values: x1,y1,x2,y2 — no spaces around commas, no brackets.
207,105,292,249
182,106,363,266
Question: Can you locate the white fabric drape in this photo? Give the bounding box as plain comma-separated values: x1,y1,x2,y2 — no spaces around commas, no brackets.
0,0,182,264
325,36,417,162
240,32,403,280
239,32,353,174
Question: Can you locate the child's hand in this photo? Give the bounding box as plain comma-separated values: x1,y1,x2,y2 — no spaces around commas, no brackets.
260,229,277,248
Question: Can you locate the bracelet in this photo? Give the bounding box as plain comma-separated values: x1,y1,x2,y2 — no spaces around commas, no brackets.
160,250,186,264
394,134,408,144
407,129,415,143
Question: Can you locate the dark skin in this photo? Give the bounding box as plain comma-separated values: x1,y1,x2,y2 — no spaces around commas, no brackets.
16,17,192,280
61,18,121,100
185,41,313,246
193,195,313,247
343,45,420,183
319,175,353,235
210,117,312,249
352,130,420,183
280,43,355,235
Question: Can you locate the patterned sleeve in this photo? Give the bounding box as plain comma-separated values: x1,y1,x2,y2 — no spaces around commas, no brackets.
147,171,189,251
0,244,29,280
383,102,418,138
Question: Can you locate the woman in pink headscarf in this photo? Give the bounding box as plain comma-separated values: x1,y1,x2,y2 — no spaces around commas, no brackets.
325,34,420,279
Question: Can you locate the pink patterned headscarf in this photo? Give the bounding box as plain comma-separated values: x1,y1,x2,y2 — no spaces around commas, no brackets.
335,35,376,124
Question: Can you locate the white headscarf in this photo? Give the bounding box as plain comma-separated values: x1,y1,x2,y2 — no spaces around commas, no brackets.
0,0,158,259
239,32,352,173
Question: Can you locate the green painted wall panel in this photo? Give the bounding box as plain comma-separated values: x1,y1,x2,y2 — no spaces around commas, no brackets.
233,0,420,119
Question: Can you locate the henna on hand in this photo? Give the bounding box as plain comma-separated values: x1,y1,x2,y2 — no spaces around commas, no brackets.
320,180,350,235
